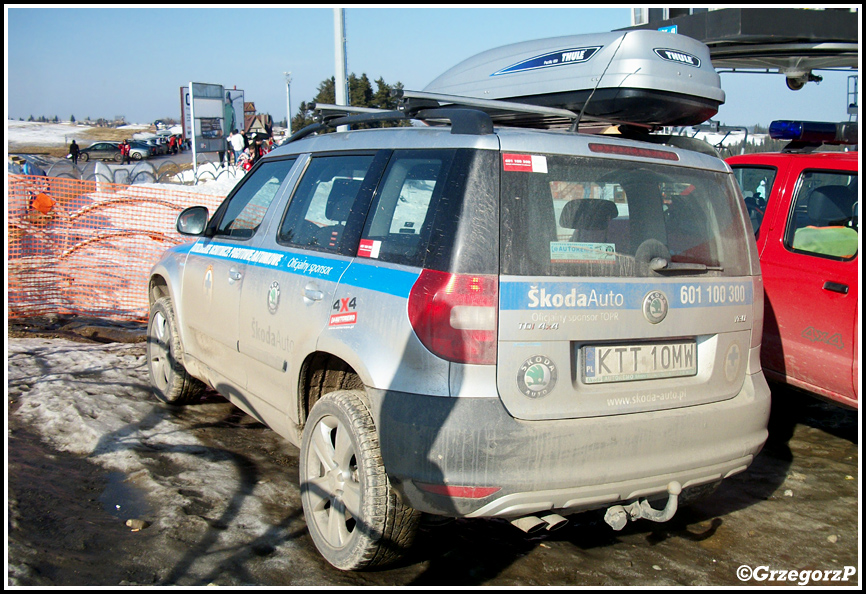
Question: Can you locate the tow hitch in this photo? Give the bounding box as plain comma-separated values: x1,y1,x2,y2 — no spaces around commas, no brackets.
603,481,682,530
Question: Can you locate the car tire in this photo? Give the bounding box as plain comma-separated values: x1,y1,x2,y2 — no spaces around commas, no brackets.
300,389,420,570
113,153,122,162
79,153,89,162
146,296,206,405
132,152,143,161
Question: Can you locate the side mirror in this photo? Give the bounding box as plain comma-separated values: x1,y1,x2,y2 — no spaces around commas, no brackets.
177,206,209,236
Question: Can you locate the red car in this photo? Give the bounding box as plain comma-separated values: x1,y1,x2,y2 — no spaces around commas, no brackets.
728,121,858,409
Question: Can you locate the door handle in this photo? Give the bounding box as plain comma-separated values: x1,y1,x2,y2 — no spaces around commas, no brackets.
304,284,324,302
228,269,243,281
822,281,848,295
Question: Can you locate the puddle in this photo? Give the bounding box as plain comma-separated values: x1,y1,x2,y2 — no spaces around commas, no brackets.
98,471,154,520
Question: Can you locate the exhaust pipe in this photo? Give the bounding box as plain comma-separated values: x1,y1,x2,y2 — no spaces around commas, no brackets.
510,515,547,534
604,481,682,531
540,513,568,531
511,513,570,533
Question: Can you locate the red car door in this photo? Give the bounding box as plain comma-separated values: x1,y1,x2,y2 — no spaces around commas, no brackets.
758,160,858,407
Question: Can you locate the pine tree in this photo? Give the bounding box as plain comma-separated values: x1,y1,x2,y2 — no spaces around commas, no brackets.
291,74,407,134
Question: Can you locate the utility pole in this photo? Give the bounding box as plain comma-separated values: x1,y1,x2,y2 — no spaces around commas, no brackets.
284,71,292,136
334,8,348,131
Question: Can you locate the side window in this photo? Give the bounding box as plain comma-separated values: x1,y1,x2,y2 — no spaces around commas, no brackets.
214,158,297,239
731,166,777,236
359,150,453,266
277,154,375,252
785,170,858,260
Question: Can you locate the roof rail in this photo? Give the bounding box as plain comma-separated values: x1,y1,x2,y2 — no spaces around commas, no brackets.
285,104,495,144
396,89,579,125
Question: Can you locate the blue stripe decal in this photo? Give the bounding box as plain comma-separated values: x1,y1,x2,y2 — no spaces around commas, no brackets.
339,261,419,298
189,240,348,281
187,240,418,297
500,280,752,310
491,46,602,76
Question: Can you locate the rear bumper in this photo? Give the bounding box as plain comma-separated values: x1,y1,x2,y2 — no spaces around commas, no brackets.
367,371,770,518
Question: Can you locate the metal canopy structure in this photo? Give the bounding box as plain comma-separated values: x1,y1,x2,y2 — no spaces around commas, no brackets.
621,8,858,90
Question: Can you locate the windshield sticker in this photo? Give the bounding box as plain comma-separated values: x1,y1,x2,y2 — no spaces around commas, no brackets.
491,46,602,76
358,239,381,259
503,154,548,173
550,241,616,264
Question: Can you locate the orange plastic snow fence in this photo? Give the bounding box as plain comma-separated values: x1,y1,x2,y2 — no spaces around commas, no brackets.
8,174,227,321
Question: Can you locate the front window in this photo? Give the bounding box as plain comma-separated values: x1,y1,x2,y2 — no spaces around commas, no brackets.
785,170,858,260
213,158,296,239
501,154,753,277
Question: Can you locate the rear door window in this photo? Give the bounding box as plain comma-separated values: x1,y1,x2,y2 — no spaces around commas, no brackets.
501,154,752,277
359,149,455,266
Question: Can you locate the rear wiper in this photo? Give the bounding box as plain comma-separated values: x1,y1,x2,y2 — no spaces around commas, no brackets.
649,257,723,274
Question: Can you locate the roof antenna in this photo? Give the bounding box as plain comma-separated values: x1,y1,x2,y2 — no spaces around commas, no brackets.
571,31,629,133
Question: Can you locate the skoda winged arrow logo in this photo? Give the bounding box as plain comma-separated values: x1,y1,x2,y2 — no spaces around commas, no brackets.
267,281,280,314
517,355,558,398
642,290,669,324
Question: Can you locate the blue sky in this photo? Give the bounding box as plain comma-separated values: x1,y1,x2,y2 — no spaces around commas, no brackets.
6,7,857,128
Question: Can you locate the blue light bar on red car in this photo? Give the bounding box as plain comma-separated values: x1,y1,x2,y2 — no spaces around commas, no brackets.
769,120,857,145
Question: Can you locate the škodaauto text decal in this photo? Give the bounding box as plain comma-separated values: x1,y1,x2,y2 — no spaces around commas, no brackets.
500,280,753,310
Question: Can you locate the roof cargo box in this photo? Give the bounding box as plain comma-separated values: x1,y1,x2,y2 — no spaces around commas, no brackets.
423,30,724,128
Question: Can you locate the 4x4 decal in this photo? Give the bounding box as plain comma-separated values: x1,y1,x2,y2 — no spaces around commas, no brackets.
330,296,358,328
801,326,844,350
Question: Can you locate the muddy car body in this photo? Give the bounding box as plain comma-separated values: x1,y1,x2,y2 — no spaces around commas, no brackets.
146,30,770,570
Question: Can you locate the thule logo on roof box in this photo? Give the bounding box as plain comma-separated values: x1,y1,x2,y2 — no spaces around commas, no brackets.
491,46,602,76
654,48,701,67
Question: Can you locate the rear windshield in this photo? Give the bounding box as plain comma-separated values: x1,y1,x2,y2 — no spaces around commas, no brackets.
501,153,752,277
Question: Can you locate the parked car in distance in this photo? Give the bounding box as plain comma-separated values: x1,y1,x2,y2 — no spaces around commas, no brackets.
73,140,152,162
127,141,154,160
728,120,858,409
76,141,122,162
138,137,166,155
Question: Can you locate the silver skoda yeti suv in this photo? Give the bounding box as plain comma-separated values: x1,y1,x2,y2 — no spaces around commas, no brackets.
147,100,770,570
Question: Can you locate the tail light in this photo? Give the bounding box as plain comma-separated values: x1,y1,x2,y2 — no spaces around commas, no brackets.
408,270,498,365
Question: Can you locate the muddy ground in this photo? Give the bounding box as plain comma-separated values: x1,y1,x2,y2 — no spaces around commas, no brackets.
6,317,860,587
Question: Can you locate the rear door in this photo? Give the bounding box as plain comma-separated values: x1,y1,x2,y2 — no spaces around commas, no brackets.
496,148,759,420
237,152,387,422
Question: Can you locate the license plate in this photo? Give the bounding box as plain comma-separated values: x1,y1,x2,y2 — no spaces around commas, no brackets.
582,341,697,384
